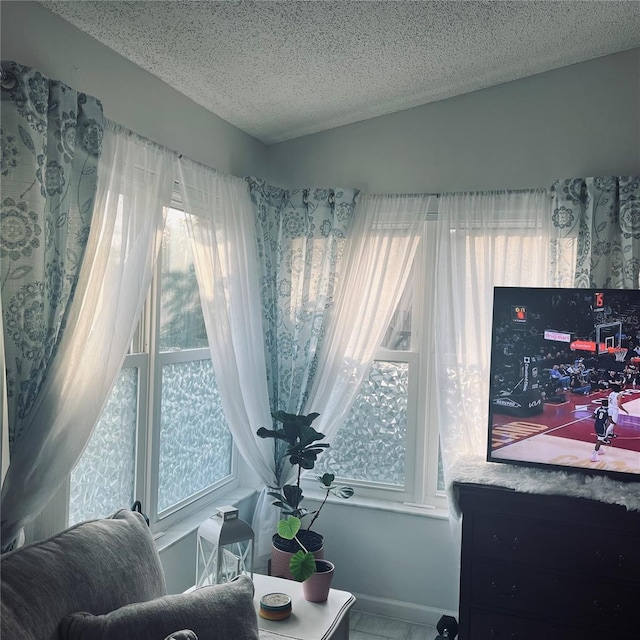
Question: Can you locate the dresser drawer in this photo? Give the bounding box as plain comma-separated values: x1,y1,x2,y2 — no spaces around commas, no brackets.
458,485,640,640
470,560,637,635
468,607,606,640
471,511,640,581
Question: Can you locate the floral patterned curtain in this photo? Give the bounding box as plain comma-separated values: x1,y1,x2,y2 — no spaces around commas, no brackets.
246,177,357,481
551,176,640,288
1,61,103,454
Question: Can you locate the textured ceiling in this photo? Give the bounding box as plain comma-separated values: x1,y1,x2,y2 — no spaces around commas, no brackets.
39,1,640,144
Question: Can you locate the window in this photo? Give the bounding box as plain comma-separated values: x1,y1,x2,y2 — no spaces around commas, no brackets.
69,362,143,524
70,207,236,528
315,220,446,508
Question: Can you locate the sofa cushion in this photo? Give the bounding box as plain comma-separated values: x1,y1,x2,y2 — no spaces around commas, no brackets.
1,509,166,640
59,575,259,640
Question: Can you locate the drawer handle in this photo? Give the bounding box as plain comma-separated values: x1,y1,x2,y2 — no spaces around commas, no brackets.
491,581,518,598
593,600,623,617
492,533,519,550
489,631,519,640
595,550,626,568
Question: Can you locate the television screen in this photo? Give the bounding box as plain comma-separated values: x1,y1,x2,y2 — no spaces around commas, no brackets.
487,287,640,481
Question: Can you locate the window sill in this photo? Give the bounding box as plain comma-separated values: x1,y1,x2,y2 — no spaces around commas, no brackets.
153,486,257,553
153,485,449,554
301,487,450,521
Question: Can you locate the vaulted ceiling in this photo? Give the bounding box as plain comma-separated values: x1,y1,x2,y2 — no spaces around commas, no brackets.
39,1,640,144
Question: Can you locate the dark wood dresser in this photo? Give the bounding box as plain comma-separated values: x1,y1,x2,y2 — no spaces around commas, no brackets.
457,482,640,640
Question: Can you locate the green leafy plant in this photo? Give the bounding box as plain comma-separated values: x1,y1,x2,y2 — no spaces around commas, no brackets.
257,411,354,529
307,472,354,529
277,516,318,582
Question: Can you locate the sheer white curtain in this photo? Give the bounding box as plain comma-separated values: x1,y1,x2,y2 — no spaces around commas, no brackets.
1,121,176,546
177,158,276,562
434,190,552,524
307,194,435,440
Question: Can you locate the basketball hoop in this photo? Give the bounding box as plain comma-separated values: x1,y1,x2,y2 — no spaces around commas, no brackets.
611,347,628,362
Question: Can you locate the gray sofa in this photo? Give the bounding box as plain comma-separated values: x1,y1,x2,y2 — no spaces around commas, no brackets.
0,509,260,640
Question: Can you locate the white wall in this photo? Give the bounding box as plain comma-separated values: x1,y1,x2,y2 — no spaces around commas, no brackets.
316,500,459,625
267,48,640,193
1,1,267,177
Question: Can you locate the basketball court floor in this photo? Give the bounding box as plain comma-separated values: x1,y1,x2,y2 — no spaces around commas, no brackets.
491,388,640,476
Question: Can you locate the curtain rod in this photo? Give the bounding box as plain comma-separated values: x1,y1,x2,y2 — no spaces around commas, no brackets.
367,187,551,198
439,187,552,197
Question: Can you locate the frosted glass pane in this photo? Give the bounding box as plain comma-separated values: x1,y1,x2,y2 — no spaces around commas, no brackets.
317,361,408,485
160,209,208,351
158,359,232,512
69,367,137,525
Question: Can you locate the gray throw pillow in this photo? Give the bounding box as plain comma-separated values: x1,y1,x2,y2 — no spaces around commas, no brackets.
59,575,259,640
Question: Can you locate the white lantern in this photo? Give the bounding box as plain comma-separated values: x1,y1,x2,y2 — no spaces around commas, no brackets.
196,505,254,587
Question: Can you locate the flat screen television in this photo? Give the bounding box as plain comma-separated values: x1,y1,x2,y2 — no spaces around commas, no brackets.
487,287,640,481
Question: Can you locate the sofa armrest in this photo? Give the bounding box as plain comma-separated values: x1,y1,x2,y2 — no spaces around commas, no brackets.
1,510,166,640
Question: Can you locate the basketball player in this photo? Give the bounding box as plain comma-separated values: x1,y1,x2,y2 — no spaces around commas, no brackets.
591,399,609,462
606,383,629,440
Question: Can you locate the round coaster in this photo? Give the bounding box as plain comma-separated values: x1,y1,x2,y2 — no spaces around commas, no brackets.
259,592,292,620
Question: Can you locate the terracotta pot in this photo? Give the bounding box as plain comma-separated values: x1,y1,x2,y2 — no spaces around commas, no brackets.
270,530,324,580
302,560,335,602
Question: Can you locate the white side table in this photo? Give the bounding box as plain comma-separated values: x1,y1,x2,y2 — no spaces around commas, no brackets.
253,573,355,640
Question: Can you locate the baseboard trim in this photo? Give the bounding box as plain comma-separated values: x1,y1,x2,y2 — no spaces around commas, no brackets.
350,592,458,627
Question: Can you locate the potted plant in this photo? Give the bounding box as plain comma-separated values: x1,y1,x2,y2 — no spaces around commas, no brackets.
277,515,335,602
257,411,353,580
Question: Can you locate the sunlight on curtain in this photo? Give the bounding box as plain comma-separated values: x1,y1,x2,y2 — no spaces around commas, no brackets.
307,194,434,443
1,60,103,549
178,159,276,562
0,121,176,546
434,190,553,516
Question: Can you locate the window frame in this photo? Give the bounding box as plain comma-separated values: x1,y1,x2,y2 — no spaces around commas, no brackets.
302,218,447,511
69,203,240,533
145,205,239,531
418,222,447,507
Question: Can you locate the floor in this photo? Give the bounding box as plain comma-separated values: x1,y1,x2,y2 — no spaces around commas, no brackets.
349,611,439,640
491,388,640,474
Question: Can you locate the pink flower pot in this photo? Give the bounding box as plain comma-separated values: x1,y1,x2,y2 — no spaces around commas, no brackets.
302,560,335,602
271,531,324,581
